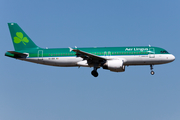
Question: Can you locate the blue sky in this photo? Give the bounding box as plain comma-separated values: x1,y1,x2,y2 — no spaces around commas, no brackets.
1,0,179,120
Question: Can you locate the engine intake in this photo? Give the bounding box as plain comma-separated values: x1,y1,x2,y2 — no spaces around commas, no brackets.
103,60,125,72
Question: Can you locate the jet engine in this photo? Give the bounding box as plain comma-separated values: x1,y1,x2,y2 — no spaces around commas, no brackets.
102,60,125,72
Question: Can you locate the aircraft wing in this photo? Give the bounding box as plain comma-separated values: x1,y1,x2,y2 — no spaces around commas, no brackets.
69,47,108,61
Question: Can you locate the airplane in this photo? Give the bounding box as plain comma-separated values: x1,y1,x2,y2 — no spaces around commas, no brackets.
5,23,175,77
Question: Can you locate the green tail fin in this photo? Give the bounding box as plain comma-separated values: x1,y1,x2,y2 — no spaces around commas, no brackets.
8,23,39,51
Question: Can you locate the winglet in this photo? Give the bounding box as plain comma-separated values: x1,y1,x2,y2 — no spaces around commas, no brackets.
69,47,73,52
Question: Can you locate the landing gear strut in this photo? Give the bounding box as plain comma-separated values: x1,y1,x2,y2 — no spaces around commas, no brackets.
91,66,99,77
150,65,155,75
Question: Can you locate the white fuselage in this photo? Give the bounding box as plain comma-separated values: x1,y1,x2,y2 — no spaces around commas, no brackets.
20,54,175,67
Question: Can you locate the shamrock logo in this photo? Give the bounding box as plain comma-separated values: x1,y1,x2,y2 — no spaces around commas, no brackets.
14,32,29,45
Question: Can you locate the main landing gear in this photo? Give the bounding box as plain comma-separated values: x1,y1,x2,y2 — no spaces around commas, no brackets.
150,65,155,75
91,67,99,77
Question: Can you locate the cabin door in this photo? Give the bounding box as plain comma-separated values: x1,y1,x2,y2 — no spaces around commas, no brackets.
149,48,155,58
38,50,43,60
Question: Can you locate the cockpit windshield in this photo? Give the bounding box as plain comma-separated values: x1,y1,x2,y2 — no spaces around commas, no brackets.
161,51,168,53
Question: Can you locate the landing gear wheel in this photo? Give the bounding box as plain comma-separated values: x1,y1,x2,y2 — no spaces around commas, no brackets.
151,71,155,75
91,70,98,77
150,65,155,75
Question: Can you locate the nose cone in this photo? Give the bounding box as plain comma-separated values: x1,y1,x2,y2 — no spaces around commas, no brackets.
170,54,175,62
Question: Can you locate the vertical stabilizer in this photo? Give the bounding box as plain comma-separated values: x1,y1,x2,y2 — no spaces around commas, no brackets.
8,23,39,51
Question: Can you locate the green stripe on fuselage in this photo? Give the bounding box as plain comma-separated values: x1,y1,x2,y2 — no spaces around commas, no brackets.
15,46,169,58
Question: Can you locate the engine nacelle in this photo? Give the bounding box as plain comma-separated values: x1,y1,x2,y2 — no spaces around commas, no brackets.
103,60,125,72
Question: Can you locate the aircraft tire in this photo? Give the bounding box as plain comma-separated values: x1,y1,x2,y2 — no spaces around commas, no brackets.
151,71,155,75
91,70,98,77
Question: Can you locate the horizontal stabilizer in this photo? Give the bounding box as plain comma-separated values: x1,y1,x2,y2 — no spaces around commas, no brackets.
5,51,28,58
8,51,28,56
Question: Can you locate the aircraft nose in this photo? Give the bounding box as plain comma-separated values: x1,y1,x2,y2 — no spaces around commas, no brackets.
170,54,175,61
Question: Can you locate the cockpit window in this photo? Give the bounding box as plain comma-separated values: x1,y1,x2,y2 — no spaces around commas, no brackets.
161,51,168,53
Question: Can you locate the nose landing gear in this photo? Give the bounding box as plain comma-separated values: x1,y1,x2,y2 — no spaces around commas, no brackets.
150,65,155,75
151,71,155,75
